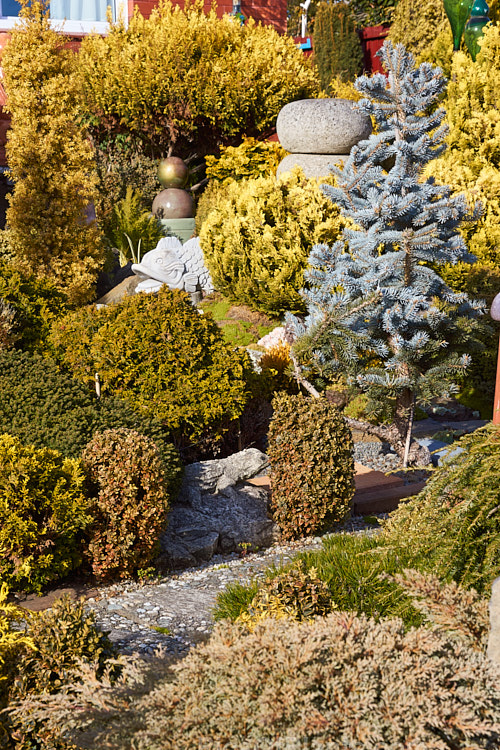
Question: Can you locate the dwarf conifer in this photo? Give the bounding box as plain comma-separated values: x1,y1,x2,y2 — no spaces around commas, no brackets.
289,42,485,466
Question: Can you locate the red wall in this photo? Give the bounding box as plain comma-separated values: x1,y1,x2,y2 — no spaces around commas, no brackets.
132,0,287,34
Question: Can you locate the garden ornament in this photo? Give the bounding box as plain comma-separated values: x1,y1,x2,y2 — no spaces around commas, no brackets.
491,291,500,424
131,236,214,295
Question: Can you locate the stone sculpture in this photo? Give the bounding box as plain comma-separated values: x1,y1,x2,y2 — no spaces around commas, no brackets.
131,235,214,296
276,98,372,179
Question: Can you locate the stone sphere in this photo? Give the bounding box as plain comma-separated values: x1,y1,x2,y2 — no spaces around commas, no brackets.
158,157,189,188
276,98,372,155
152,188,194,219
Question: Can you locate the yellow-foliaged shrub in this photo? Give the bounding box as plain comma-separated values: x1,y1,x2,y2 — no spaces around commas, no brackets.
2,0,105,305
77,1,319,160
199,169,349,315
204,137,287,185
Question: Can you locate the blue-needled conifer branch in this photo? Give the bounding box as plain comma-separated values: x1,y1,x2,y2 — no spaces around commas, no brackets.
287,41,486,467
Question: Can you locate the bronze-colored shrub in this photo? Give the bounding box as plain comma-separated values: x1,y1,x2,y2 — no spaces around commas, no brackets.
81,428,175,582
268,393,354,540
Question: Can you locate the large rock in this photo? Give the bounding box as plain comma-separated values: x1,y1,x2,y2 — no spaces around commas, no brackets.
276,98,372,155
276,153,348,179
157,448,277,570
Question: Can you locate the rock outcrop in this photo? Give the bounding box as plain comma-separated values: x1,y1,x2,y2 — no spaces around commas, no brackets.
157,448,276,570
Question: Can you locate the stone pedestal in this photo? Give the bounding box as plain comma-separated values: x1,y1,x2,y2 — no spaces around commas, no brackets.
276,153,348,179
160,217,196,244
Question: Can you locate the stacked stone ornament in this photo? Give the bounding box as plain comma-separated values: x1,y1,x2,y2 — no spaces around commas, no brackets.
276,99,372,179
152,157,196,243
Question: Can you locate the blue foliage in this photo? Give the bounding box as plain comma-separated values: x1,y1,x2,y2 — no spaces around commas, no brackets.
288,42,486,462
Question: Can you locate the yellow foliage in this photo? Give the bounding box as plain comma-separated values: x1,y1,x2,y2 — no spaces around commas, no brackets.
199,168,350,315
0,583,35,695
78,0,319,159
2,0,105,306
425,25,500,280
205,137,287,185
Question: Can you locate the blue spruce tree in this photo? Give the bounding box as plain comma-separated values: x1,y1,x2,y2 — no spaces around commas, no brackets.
288,41,485,466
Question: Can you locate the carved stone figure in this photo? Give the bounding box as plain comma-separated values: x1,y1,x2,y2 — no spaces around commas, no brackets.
131,236,214,296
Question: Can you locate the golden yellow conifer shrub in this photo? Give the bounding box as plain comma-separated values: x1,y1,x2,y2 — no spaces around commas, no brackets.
77,0,319,161
199,169,350,315
2,0,105,306
423,25,500,413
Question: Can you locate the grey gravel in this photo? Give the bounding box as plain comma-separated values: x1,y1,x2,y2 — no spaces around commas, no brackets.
86,516,382,658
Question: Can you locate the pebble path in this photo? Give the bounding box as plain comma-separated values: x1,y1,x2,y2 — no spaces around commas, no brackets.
86,516,381,659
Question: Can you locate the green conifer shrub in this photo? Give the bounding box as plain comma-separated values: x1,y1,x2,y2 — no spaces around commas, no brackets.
388,0,449,58
50,287,250,450
383,424,500,594
2,0,105,306
268,393,354,540
199,169,349,316
313,1,363,91
0,434,89,593
81,428,175,582
0,350,181,472
22,601,500,749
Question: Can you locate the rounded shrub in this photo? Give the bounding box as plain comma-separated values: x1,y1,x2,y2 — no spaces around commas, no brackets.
199,169,349,316
383,423,500,594
268,393,354,540
0,434,89,593
204,137,287,186
50,287,251,448
81,428,175,582
237,560,333,630
0,350,180,469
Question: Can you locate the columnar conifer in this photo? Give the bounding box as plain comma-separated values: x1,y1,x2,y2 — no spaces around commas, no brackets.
2,0,105,305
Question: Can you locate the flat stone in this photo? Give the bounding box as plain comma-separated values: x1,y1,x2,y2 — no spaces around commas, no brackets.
276,153,348,179
276,98,372,155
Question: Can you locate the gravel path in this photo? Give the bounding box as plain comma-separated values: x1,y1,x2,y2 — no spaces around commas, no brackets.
86,517,381,658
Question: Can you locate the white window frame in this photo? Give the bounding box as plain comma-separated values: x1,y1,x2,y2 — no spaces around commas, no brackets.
0,0,128,35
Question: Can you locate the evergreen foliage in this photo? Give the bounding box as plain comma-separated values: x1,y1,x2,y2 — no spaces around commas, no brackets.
18,602,500,749
104,186,166,266
289,42,485,465
383,424,500,594
77,1,318,163
268,393,354,539
388,0,449,58
199,169,349,316
204,138,287,185
313,1,363,91
0,434,89,593
2,0,105,306
82,429,174,582
3,596,117,750
424,24,500,410
50,287,251,450
0,262,68,353
0,350,180,468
